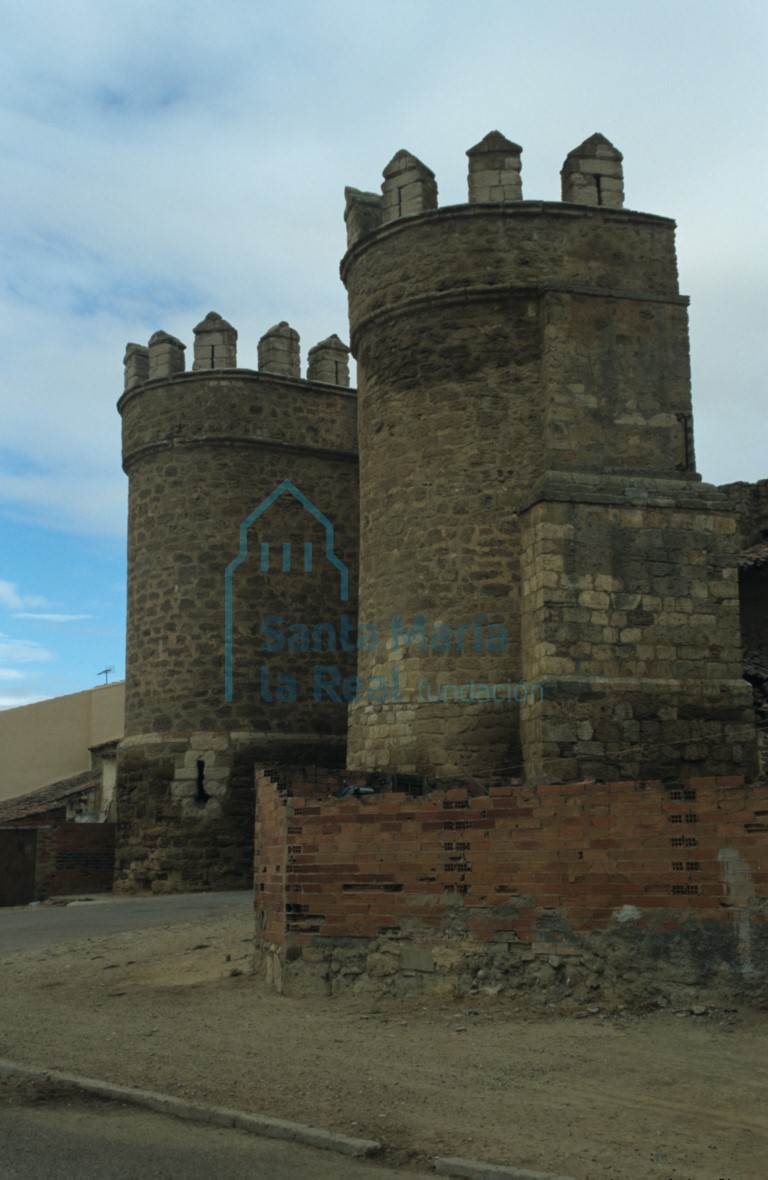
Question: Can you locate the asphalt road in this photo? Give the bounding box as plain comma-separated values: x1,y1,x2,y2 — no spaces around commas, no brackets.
0,891,252,956
0,1098,434,1179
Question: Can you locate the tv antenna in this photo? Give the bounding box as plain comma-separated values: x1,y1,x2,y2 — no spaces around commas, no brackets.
97,666,115,685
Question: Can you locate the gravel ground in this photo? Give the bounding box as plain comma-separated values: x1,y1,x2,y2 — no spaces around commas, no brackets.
1,901,767,1179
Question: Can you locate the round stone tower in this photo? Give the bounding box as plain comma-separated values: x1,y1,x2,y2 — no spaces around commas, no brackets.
342,132,755,781
116,313,358,891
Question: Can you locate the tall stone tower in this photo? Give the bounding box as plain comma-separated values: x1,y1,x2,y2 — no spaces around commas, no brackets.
116,314,358,891
342,132,756,782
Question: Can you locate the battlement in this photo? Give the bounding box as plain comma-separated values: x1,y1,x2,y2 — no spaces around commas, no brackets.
344,130,626,246
123,312,350,389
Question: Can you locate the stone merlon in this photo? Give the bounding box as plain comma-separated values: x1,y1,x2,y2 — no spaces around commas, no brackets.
466,130,523,203
561,132,624,208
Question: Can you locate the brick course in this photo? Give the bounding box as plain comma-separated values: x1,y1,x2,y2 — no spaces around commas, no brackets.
255,768,768,999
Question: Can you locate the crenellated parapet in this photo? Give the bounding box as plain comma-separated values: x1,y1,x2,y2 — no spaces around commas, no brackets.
122,312,351,390
343,130,627,246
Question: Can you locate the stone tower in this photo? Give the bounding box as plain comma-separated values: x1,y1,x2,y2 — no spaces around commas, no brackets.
116,313,358,891
342,132,756,782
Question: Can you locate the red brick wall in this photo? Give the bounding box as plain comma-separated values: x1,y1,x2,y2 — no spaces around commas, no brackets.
34,823,116,899
255,770,768,973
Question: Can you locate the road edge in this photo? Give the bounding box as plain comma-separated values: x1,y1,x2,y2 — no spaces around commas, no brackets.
0,1058,382,1159
0,1059,579,1178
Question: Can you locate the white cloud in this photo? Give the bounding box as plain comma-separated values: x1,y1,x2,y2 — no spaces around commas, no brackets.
0,635,55,664
0,668,24,680
13,613,92,623
0,580,48,611
0,472,127,536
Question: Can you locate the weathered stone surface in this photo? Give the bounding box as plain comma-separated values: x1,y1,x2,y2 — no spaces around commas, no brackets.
561,132,624,208
192,311,237,371
148,331,185,380
381,149,437,222
307,334,350,386
257,321,300,377
467,130,523,202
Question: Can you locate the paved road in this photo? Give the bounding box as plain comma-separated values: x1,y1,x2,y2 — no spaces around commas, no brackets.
0,1099,434,1179
0,891,252,956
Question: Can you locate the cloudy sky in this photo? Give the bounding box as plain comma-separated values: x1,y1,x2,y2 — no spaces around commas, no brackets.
0,0,765,709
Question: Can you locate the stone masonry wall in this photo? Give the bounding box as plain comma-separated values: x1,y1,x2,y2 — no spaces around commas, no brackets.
345,288,537,776
342,193,707,778
540,290,693,476
519,476,756,781
254,768,768,1006
120,370,358,740
720,479,768,548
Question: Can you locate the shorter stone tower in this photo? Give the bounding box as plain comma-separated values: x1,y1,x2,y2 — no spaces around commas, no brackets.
116,313,358,892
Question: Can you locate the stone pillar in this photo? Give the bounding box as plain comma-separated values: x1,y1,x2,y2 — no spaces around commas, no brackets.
381,150,437,224
258,322,300,377
192,311,238,371
467,131,523,202
307,335,350,387
561,133,624,208
123,344,149,391
148,331,186,380
344,187,383,248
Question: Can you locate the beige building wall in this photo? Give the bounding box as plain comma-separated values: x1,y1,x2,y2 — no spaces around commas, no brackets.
0,682,125,802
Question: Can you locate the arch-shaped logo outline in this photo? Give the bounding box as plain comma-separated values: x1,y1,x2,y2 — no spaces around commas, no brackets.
223,478,349,703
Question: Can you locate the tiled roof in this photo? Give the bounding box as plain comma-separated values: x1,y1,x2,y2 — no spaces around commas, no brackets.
0,768,100,824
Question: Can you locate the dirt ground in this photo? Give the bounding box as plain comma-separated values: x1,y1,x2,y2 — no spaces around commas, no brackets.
1,902,766,1180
